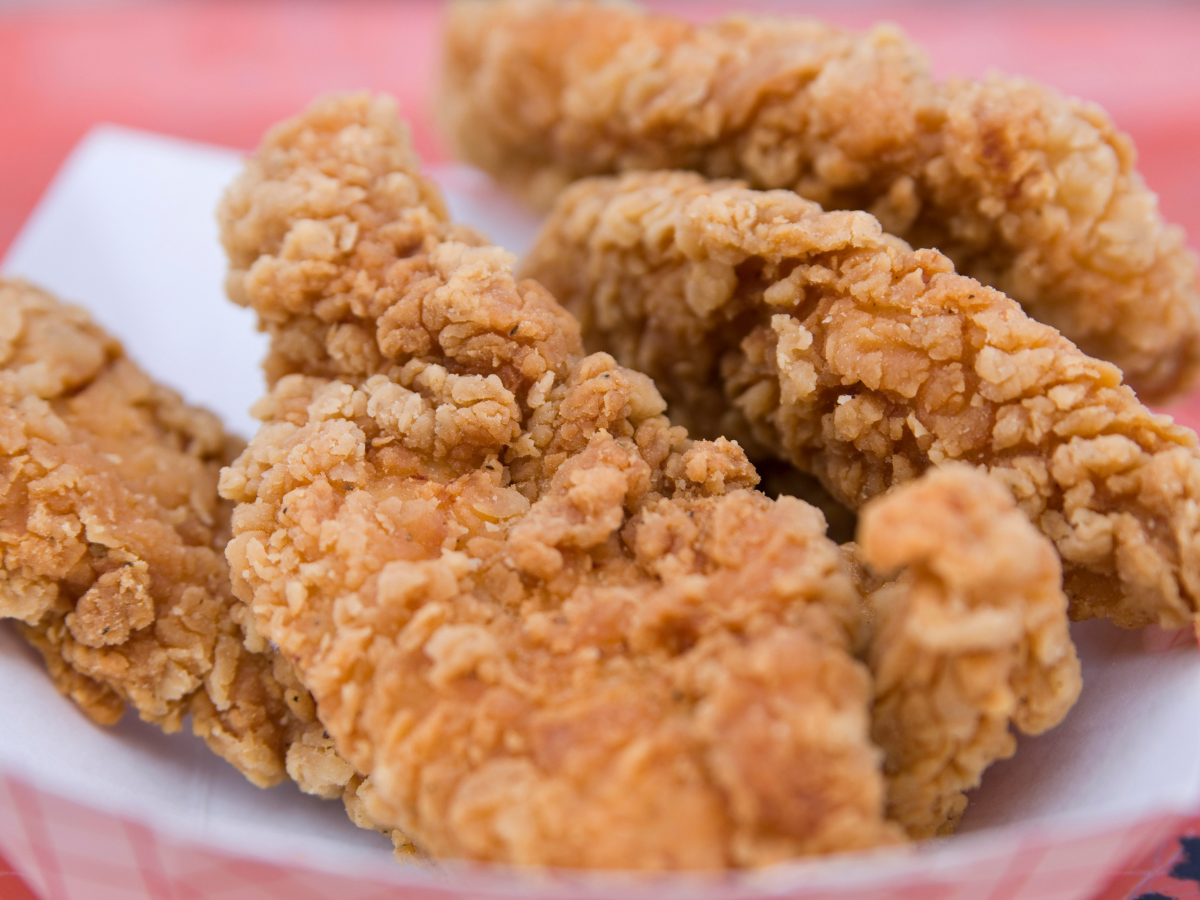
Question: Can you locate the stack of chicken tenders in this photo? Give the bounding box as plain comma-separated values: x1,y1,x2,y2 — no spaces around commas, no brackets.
3,0,1199,872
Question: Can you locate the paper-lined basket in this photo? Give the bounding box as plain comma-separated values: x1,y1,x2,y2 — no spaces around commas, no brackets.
1,126,1197,900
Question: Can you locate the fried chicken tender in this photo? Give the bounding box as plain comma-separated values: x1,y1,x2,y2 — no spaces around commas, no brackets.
850,465,1080,839
0,280,413,853
0,281,257,732
440,0,1200,401
218,93,900,868
524,171,1200,630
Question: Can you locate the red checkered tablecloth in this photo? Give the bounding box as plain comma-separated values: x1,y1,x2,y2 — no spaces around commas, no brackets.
1095,823,1200,900
1,2,1198,898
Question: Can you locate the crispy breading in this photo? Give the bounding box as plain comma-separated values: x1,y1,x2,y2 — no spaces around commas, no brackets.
219,93,900,868
523,171,1200,629
756,459,857,545
851,465,1081,838
0,280,409,850
0,280,251,732
219,94,490,387
440,0,1200,401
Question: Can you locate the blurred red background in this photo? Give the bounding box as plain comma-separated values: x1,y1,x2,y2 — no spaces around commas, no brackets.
2,0,1199,262
0,2,1198,899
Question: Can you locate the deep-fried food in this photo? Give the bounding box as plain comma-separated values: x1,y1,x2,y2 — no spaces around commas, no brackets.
0,280,410,851
523,171,1200,629
755,459,856,545
218,93,901,868
852,465,1080,838
0,278,310,778
223,365,896,868
440,0,1200,401
219,97,488,387
0,280,256,736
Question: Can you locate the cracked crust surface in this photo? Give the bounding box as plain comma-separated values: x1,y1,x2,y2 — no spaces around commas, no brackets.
219,93,900,869
0,280,253,734
441,0,1200,401
0,280,409,851
524,171,1200,629
850,465,1080,838
219,91,490,387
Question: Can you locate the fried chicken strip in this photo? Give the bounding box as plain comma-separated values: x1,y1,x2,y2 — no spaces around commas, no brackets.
849,465,1080,838
0,280,411,852
440,0,1200,401
0,281,252,732
218,93,900,868
524,171,1200,630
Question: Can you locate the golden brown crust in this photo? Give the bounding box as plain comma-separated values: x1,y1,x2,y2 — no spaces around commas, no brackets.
15,619,126,725
755,459,856,545
0,281,351,794
219,93,900,869
442,0,1200,401
218,93,494,386
856,465,1080,838
524,171,1200,629
0,281,239,723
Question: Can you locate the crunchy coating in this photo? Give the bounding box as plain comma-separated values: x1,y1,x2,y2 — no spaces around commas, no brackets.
756,459,857,546
852,465,1080,838
0,280,409,851
441,0,1200,401
219,93,489,387
0,280,255,736
219,93,900,868
524,171,1200,630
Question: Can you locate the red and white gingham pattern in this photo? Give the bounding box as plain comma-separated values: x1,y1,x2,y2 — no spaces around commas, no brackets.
1096,822,1200,900
0,773,1184,900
